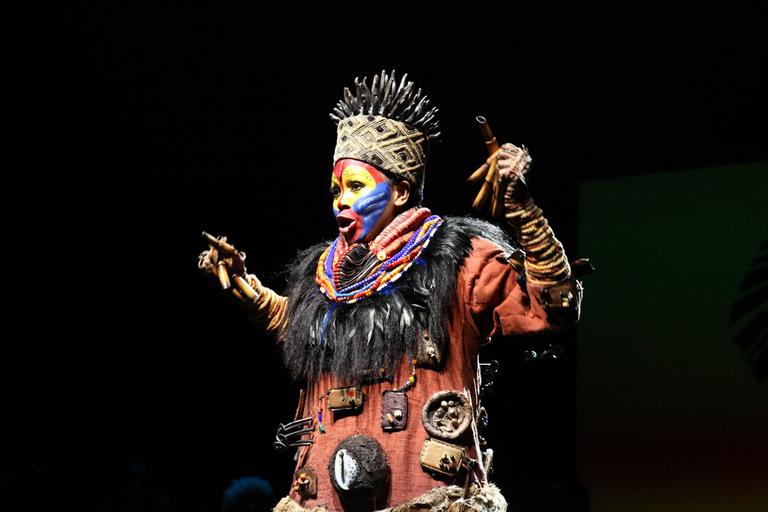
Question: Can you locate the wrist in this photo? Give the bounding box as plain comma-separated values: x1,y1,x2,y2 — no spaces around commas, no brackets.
503,195,537,226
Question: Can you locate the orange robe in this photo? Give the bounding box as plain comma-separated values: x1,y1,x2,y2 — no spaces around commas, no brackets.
290,236,578,510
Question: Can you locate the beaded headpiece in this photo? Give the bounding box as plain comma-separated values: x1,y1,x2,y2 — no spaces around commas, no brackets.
330,70,441,198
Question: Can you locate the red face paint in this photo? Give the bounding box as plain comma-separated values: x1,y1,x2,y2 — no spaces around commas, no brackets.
330,159,392,243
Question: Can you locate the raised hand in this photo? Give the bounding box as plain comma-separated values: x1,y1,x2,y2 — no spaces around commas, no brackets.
496,142,533,206
198,232,288,334
198,233,257,302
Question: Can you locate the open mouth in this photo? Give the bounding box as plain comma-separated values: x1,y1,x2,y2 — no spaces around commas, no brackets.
336,211,358,235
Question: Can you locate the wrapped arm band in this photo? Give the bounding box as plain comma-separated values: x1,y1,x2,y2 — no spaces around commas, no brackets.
504,193,571,287
242,274,288,335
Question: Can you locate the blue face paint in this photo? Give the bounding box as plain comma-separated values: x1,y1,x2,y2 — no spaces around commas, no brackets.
331,159,394,243
352,180,392,241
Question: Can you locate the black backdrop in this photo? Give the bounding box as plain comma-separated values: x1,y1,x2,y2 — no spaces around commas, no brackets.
7,1,767,511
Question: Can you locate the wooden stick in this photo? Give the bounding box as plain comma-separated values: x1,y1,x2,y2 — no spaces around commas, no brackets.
472,158,496,210
492,183,504,218
467,162,489,184
469,117,505,213
467,148,503,184
202,232,237,255
477,116,500,154
233,274,259,302
472,181,490,210
216,261,231,290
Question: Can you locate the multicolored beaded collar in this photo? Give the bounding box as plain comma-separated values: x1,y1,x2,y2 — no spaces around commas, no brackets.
316,207,444,304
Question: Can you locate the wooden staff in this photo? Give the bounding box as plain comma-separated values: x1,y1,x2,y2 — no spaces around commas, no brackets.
468,116,505,217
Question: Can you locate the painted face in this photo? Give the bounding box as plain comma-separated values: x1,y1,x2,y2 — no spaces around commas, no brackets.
331,159,393,243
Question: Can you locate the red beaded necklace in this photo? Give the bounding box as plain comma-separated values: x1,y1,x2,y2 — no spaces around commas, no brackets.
316,207,443,303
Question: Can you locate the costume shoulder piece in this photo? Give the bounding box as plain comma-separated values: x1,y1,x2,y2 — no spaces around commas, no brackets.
280,216,518,383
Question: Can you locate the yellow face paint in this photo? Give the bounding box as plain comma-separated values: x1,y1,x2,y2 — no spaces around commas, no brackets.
331,164,381,213
331,159,393,243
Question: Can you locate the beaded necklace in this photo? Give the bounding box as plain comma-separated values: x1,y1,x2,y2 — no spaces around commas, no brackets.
316,207,443,304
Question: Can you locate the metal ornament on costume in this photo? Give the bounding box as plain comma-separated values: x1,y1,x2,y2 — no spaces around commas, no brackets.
422,390,472,441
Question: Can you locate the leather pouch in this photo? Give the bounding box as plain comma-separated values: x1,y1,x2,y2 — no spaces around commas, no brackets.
327,386,364,412
419,438,465,476
415,330,444,369
381,390,408,431
293,467,317,499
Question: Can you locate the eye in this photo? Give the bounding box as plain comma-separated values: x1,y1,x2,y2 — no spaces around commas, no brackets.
349,181,365,191
330,186,341,197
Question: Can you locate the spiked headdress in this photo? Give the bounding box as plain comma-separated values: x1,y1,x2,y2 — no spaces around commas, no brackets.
330,70,440,198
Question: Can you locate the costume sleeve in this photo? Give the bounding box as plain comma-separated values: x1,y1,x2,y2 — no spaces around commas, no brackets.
240,274,288,337
464,237,582,340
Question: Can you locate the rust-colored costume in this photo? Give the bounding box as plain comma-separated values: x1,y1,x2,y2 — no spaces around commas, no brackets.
198,71,584,512
290,236,577,510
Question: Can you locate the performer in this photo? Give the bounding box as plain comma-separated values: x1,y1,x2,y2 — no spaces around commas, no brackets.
199,70,583,512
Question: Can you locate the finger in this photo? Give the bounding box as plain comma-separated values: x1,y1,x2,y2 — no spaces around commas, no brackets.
199,250,218,274
515,169,528,187
227,255,242,272
486,148,502,163
501,142,518,152
200,248,218,272
208,247,219,265
233,251,247,272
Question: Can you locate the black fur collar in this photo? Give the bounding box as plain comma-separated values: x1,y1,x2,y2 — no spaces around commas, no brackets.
280,217,515,383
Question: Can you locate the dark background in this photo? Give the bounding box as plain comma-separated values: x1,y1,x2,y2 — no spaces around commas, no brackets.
7,1,766,510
